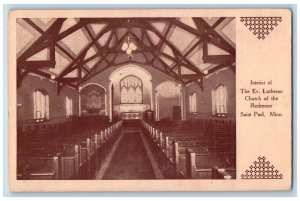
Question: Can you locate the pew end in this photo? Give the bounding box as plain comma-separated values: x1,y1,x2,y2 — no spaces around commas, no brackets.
212,166,236,179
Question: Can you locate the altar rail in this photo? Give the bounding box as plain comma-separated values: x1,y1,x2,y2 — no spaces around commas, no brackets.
120,112,143,120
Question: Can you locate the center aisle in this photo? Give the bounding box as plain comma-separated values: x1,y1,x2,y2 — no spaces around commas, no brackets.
102,132,156,179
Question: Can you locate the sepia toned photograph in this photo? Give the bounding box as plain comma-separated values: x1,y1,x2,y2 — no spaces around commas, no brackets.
8,9,292,192
16,16,236,180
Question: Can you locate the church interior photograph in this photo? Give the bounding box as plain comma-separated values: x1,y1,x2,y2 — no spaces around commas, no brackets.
16,17,236,180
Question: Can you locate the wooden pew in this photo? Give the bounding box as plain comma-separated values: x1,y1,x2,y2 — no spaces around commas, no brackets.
24,155,60,180
186,149,236,179
60,144,79,179
17,118,122,180
164,135,212,157
59,121,123,179
212,166,236,179
142,120,235,179
173,141,233,176
142,120,233,155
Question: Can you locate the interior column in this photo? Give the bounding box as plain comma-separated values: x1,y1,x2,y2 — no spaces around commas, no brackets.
108,81,112,122
78,87,82,116
180,85,187,120
150,80,154,111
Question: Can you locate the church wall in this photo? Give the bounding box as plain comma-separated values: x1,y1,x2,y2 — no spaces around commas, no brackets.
82,64,178,93
16,66,235,127
80,64,236,122
81,63,180,119
185,68,236,121
17,74,79,129
155,81,181,121
158,96,181,120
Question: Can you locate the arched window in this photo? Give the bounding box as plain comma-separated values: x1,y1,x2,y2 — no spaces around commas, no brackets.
120,75,143,103
189,92,197,113
33,89,49,120
212,85,227,115
66,96,73,117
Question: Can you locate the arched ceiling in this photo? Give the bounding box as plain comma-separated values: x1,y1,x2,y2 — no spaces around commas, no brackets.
16,17,236,92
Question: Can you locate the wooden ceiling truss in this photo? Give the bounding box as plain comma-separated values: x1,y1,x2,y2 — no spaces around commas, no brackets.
17,17,235,93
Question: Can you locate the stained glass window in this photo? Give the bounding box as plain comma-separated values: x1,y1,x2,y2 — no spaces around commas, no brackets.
120,75,143,103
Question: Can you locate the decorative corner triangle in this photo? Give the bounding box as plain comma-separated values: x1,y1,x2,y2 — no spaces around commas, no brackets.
240,17,282,40
241,156,283,179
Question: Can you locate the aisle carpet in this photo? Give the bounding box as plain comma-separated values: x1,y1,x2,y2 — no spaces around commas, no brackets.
102,132,156,179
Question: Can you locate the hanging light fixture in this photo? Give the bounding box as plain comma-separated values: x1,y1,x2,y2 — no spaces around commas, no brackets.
121,42,128,51
122,33,137,57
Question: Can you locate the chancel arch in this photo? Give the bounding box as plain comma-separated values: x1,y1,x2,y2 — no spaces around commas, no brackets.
109,65,153,121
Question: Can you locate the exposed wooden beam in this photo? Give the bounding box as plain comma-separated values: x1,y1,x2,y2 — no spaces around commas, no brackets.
203,55,235,64
193,18,235,55
18,17,235,88
156,22,172,50
17,18,66,62
184,39,202,57
133,30,180,79
23,18,44,34
58,25,113,77
144,21,204,76
18,41,56,84
142,29,175,75
206,63,228,75
211,17,226,29
169,18,206,36
55,43,76,60
60,77,80,83
80,30,130,82
56,43,92,75
80,29,126,71
203,34,208,58
181,74,201,79
57,81,62,95
83,25,111,64
20,68,76,89
21,60,56,70
105,30,114,48
18,18,111,64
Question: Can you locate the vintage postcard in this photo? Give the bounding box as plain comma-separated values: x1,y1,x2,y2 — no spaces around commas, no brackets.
8,9,292,191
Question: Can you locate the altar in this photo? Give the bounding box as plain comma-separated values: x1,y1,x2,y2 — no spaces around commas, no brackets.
113,103,150,120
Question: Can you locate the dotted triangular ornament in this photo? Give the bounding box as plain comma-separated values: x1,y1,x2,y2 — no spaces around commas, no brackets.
241,156,283,179
240,17,282,39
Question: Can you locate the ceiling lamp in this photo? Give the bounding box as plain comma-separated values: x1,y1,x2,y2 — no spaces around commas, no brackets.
122,34,137,57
